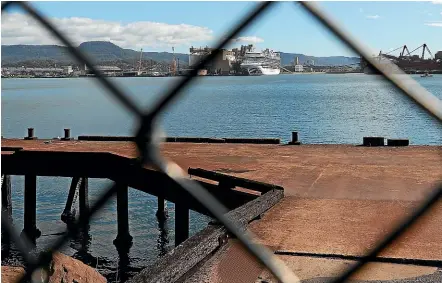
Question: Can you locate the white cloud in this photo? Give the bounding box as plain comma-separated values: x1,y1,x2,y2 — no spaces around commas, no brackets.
431,0,442,4
1,12,214,49
425,21,442,27
231,36,264,44
366,15,380,20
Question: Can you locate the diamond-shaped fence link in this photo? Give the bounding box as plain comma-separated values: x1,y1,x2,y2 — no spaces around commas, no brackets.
1,1,441,283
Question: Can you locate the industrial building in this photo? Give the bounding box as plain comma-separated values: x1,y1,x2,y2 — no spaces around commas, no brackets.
293,56,304,72
1,66,74,77
189,46,236,75
84,65,122,76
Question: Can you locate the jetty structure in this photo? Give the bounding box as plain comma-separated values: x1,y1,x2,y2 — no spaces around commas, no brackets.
1,129,441,283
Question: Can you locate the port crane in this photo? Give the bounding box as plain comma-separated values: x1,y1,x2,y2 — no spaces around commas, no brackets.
371,43,440,73
380,43,434,60
170,47,177,76
409,43,433,60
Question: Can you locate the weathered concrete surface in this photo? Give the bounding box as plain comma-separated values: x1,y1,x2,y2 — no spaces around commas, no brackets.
183,240,264,283
249,197,442,260
183,240,441,283
2,140,441,201
257,256,441,282
2,140,441,282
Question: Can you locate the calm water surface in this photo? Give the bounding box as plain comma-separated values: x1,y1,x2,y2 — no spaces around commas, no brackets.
1,74,441,280
2,74,442,144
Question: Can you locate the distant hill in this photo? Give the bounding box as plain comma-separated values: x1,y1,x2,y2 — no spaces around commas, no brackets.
280,52,359,66
1,41,359,67
1,41,189,67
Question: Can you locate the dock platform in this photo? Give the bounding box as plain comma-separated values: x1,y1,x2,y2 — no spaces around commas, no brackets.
1,138,441,282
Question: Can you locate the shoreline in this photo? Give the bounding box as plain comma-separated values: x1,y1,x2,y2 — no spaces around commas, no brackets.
1,72,366,79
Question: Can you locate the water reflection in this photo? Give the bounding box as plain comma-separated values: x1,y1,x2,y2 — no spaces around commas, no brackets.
69,223,92,258
116,246,130,282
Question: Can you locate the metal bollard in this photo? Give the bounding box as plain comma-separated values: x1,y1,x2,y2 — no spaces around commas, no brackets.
61,128,73,141
24,128,37,140
288,131,301,145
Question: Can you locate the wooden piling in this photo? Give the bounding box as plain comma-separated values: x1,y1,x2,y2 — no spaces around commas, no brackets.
79,177,89,221
156,197,168,220
113,183,133,247
61,176,80,223
1,175,13,222
22,175,41,239
175,202,189,246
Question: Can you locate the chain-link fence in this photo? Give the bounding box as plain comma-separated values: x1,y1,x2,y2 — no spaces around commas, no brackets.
1,1,441,283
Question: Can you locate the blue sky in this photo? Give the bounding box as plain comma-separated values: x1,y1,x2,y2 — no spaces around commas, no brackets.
2,1,442,57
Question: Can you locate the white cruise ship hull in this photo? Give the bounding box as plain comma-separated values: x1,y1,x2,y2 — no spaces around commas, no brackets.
241,65,280,76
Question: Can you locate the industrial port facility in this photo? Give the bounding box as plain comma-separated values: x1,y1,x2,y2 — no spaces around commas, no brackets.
2,43,441,78
361,43,442,74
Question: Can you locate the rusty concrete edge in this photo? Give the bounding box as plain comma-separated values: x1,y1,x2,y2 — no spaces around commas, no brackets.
77,135,281,144
274,251,442,268
127,189,284,283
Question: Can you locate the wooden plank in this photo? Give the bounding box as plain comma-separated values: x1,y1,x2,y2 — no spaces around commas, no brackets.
128,225,226,283
222,189,284,229
1,151,257,216
127,189,284,283
188,167,284,193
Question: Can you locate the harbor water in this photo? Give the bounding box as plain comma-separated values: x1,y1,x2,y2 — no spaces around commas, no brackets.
1,74,442,280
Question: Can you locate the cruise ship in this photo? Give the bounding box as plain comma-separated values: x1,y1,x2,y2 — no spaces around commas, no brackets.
240,47,281,75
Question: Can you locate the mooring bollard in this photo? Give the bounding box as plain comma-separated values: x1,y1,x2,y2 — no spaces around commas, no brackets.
288,131,301,145
24,128,37,140
61,128,73,141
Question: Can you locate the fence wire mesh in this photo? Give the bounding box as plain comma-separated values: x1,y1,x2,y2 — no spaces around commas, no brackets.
1,1,441,283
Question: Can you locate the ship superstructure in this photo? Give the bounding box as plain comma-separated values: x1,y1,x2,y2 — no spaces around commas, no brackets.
239,46,281,75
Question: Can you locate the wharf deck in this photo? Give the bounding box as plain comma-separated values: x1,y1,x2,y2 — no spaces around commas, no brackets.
2,139,440,201
1,139,441,282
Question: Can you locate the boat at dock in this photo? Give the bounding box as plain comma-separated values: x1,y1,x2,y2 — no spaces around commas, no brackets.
240,47,281,76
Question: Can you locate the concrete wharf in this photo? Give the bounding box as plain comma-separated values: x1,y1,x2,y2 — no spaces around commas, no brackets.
1,136,441,283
